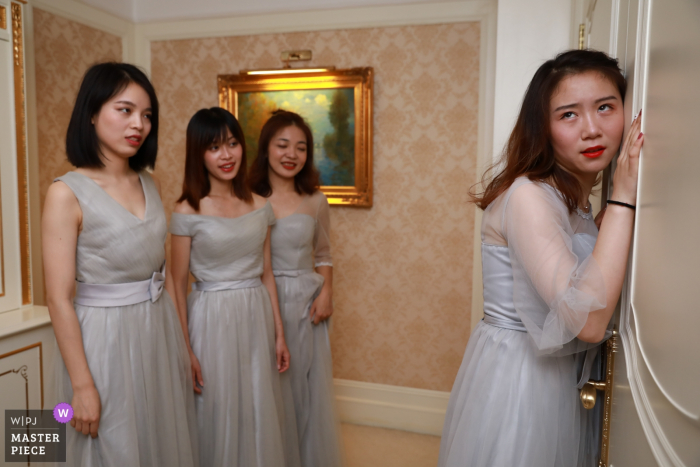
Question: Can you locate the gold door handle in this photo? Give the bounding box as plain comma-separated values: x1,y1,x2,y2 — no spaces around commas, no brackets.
580,380,607,409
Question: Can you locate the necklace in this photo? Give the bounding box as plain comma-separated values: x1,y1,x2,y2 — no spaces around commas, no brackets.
576,205,593,220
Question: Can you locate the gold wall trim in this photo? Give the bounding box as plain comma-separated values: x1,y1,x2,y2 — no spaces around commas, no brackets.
0,144,6,297
0,342,43,409
0,3,7,297
11,2,31,305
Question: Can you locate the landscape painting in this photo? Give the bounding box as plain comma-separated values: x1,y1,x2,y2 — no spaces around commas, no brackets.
238,88,356,187
218,67,373,206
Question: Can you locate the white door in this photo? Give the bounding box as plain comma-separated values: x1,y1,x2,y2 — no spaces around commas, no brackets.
586,0,700,465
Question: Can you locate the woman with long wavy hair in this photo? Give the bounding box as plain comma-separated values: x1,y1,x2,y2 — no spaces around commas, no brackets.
438,49,643,467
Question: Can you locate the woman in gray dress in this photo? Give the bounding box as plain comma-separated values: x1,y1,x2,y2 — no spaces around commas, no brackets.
169,107,300,467
438,50,643,466
43,63,198,466
249,110,345,467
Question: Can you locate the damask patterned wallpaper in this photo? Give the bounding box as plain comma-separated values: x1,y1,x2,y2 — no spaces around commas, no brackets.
34,8,122,211
151,23,480,391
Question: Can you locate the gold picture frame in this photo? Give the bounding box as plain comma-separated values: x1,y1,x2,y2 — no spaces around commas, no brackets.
218,67,373,207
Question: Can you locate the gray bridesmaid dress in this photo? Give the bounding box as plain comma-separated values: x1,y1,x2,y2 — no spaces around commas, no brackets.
54,171,199,467
438,178,610,467
270,192,345,467
169,202,301,467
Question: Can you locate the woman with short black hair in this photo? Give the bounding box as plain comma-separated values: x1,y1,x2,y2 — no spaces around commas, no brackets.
43,62,199,466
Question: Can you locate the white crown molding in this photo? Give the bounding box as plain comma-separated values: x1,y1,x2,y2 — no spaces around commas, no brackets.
334,378,450,435
131,0,494,74
135,0,492,42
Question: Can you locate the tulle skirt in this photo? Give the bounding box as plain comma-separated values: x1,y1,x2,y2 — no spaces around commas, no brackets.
187,284,300,467
438,321,584,467
275,272,345,467
56,291,199,467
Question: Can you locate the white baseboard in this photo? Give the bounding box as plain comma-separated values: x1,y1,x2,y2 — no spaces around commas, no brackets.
334,379,449,437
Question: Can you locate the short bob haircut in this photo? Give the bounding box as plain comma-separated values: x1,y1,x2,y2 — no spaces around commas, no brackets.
178,107,253,211
248,110,320,197
472,49,626,213
66,62,159,171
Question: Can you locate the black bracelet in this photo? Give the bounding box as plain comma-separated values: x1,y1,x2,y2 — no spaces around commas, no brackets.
607,200,636,210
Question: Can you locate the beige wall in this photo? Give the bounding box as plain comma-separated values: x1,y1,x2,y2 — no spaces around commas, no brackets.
151,23,480,391
33,8,122,211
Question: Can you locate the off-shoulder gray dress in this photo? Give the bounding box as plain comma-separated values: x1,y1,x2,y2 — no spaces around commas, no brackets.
169,202,301,467
54,171,199,467
270,192,345,467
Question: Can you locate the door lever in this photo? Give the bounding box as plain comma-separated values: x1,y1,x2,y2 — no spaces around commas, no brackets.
578,329,618,467
580,380,607,409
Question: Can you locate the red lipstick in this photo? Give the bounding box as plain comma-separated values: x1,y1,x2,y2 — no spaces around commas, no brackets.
126,135,142,147
582,146,605,158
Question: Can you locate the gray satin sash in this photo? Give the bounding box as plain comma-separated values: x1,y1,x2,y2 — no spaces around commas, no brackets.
272,268,314,278
483,314,527,332
484,312,600,388
192,277,262,292
74,262,166,307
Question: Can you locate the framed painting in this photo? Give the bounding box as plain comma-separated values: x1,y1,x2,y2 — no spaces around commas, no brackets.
218,67,373,207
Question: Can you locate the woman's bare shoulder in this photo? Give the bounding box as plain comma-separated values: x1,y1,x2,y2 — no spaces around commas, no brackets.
45,180,79,208
252,193,269,209
174,199,197,215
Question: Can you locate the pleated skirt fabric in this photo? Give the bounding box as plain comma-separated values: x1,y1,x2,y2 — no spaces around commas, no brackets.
187,284,300,467
56,291,199,467
276,272,345,467
438,321,582,467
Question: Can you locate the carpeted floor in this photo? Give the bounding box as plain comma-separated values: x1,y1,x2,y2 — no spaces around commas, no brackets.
341,423,441,467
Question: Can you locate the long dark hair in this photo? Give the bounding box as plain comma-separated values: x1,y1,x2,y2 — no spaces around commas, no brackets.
178,107,252,211
66,62,159,171
472,49,626,212
248,110,320,197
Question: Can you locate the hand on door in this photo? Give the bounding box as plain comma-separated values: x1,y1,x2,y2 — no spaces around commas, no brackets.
611,111,644,206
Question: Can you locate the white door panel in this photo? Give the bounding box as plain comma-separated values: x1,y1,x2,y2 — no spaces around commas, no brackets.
597,0,700,465
632,0,700,422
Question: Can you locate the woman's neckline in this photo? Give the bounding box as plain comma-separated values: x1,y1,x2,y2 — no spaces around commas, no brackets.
176,200,269,221
72,171,148,222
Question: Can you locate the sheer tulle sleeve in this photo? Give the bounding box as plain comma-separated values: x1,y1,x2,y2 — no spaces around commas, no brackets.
503,181,607,355
313,193,333,267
